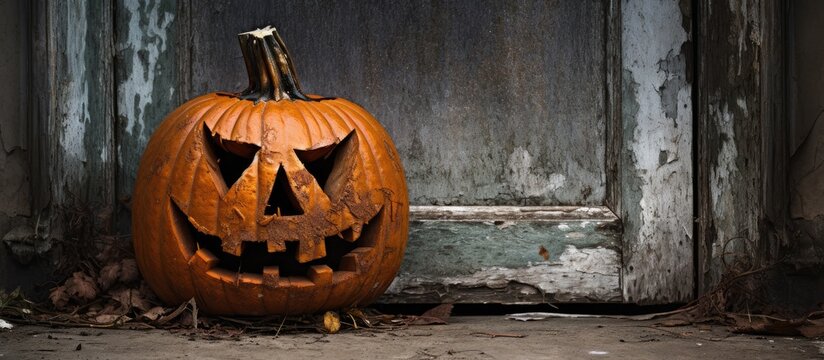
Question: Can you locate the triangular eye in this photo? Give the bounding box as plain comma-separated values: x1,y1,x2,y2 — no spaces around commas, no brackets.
202,123,260,189
264,165,304,216
294,131,357,200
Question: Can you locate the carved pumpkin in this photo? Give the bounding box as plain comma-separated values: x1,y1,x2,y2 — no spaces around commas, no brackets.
132,27,408,315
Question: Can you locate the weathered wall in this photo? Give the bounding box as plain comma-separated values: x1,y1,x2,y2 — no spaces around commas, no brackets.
789,0,824,256
783,0,824,306
1,0,117,297
695,0,824,310
115,0,183,230
620,0,694,303
0,0,39,294
150,0,609,207
696,0,777,293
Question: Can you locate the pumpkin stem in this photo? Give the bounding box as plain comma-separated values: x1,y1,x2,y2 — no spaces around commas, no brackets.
237,26,313,102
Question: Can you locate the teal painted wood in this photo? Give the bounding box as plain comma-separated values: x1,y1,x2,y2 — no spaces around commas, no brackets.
3,0,117,296
27,0,117,233
381,206,622,303
49,0,116,228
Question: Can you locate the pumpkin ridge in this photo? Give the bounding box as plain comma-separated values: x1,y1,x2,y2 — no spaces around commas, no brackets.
331,99,409,301
135,95,221,271
246,99,267,146
166,99,237,215
310,101,379,187
293,101,324,146
306,101,337,141
210,100,250,145
229,101,254,143
134,27,408,315
202,98,241,135
319,100,384,192
336,98,409,200
307,102,384,224
313,103,391,303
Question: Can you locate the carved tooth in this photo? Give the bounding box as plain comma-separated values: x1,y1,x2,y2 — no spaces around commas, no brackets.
188,248,219,271
239,273,263,286
308,265,333,285
342,223,362,242
222,241,243,257
296,237,326,263
339,253,360,272
262,266,280,287
206,268,238,283
267,239,286,253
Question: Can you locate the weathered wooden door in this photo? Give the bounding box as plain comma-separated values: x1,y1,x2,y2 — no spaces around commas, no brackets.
111,0,693,304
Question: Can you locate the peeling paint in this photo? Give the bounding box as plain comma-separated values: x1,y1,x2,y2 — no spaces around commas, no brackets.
385,245,621,303
710,103,740,254
621,0,693,303
117,1,173,144
382,206,621,303
59,2,90,189
507,146,566,198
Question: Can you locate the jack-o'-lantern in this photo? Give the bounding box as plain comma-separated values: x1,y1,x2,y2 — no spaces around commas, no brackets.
132,26,409,315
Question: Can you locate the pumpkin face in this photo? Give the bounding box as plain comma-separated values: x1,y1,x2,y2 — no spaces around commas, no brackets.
132,27,408,315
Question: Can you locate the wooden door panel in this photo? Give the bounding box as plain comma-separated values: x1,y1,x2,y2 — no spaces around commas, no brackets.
110,0,694,304
186,0,607,206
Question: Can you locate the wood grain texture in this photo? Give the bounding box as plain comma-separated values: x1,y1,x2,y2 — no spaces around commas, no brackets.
695,0,788,295
184,0,609,206
115,0,183,229
620,0,694,304
29,0,116,235
1,0,117,297
382,206,622,303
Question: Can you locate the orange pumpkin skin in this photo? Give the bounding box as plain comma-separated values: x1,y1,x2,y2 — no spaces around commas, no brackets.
132,27,408,315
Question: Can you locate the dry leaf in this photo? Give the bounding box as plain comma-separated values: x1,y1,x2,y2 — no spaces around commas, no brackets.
95,303,127,316
141,306,166,321
119,259,139,283
323,311,341,333
730,313,824,338
65,272,99,302
93,314,131,325
98,262,121,290
155,299,192,325
49,286,70,308
410,304,453,325
110,288,150,312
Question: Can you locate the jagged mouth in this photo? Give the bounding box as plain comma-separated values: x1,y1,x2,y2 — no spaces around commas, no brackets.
171,201,382,282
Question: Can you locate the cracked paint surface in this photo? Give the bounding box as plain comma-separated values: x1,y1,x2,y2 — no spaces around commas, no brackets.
385,245,621,303
382,208,621,303
621,0,693,303
56,2,91,203
116,0,178,204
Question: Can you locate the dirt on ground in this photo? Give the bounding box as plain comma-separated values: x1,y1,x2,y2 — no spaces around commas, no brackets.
1,316,822,359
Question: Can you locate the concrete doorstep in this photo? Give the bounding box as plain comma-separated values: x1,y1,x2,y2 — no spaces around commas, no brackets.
0,316,822,360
